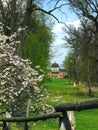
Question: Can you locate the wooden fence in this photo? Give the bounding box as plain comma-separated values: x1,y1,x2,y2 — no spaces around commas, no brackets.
0,98,98,130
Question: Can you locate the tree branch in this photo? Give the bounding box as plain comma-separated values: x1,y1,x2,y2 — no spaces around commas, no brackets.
32,3,69,24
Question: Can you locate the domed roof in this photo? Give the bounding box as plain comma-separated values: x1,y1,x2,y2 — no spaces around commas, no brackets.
51,62,59,68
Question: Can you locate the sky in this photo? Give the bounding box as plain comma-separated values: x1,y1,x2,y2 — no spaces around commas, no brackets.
43,1,81,66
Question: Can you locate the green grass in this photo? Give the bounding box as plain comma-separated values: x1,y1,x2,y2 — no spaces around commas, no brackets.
45,78,90,104
33,78,98,130
1,78,98,130
75,109,98,130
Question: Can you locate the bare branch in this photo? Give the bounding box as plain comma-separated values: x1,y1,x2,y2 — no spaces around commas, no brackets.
31,3,70,26
48,3,70,13
54,0,60,8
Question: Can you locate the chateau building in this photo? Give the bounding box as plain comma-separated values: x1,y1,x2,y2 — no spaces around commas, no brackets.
48,62,67,78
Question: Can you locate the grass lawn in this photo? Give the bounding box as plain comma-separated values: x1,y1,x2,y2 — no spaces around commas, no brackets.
31,78,98,130
1,78,98,130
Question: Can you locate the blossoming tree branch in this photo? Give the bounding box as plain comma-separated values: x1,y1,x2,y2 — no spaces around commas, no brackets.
0,24,53,117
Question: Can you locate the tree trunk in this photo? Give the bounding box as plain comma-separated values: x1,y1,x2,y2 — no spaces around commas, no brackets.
17,0,33,58
10,0,16,34
74,54,79,86
95,30,98,85
87,60,92,96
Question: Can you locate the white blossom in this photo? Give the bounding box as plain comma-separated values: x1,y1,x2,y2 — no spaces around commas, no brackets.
0,24,53,116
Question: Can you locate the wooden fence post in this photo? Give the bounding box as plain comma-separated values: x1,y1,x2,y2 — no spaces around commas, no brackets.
24,122,28,130
2,122,9,130
67,111,76,130
59,112,71,130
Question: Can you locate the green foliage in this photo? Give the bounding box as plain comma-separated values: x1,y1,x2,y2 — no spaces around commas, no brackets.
23,12,53,71
63,52,76,81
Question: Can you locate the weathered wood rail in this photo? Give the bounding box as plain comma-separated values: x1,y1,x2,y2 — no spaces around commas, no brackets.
55,98,98,111
0,98,98,130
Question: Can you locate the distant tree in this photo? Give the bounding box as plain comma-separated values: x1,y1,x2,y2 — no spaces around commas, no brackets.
67,0,98,84
63,25,81,85
63,19,96,94
22,12,53,70
63,52,76,82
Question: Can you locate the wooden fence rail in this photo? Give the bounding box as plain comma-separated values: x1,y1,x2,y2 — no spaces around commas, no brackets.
0,98,98,130
54,98,98,112
0,112,61,122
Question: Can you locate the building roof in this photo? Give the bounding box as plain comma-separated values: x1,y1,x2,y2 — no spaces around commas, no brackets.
51,62,59,68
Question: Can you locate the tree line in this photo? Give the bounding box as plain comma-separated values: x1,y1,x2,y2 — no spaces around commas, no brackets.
63,0,98,95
